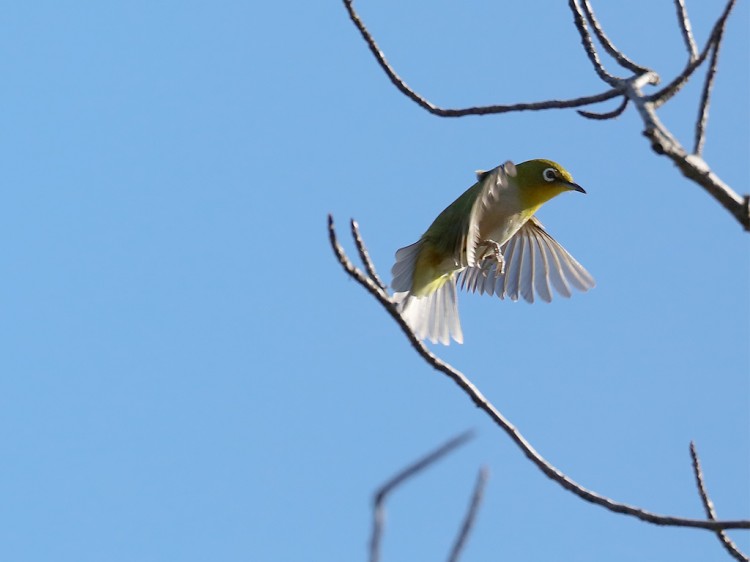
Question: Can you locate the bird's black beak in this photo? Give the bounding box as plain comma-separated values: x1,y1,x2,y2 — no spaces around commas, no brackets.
566,181,586,194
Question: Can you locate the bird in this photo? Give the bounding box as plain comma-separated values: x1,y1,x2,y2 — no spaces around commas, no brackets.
391,159,595,345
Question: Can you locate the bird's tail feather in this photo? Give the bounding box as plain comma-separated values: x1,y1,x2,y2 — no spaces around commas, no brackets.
393,277,463,345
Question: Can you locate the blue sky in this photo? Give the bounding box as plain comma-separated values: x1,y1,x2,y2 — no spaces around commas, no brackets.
0,1,748,561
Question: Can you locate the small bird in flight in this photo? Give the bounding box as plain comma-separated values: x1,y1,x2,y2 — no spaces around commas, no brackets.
391,159,595,345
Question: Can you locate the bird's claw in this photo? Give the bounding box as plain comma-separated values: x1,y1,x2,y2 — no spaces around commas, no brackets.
478,239,505,277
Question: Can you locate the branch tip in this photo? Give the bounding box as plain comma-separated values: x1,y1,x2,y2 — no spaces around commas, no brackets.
674,0,699,61
448,465,490,562
578,96,628,120
351,218,388,292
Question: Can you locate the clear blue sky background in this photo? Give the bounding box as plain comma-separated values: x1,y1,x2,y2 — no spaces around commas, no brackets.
0,2,747,561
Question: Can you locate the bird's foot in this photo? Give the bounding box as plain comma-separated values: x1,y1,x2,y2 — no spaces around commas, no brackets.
478,239,505,276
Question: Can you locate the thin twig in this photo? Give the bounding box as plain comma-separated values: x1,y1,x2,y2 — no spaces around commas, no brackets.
567,0,620,86
351,219,387,292
694,32,724,155
580,0,653,77
369,431,475,562
673,0,699,61
650,0,736,107
648,42,712,107
447,467,489,562
689,442,749,561
342,0,621,117
328,214,750,531
578,96,628,120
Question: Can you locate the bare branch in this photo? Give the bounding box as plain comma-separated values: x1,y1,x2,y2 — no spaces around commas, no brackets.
689,442,749,562
368,431,475,562
650,0,736,107
638,103,749,230
447,467,489,562
580,0,654,77
340,0,748,229
342,0,621,117
577,96,628,120
329,214,750,531
567,0,620,86
673,0,699,61
351,219,387,292
694,30,725,155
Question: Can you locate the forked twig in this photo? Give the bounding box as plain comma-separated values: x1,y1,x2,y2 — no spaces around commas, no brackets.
579,0,652,77
352,219,387,292
369,431,475,562
689,442,749,561
329,214,750,533
567,0,620,86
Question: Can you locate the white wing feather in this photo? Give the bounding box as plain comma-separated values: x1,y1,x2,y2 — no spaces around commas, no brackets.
458,217,594,302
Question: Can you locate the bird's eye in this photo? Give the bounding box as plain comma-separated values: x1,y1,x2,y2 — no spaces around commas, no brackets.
542,168,557,182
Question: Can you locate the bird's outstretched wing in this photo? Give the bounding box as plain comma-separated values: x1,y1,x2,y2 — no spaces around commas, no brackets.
458,217,595,303
464,161,516,267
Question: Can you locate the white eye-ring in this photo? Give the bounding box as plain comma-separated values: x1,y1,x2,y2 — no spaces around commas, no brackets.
542,167,557,182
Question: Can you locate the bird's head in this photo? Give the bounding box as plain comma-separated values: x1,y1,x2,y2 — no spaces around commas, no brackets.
514,159,585,210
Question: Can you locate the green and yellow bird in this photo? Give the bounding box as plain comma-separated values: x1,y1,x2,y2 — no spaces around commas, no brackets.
391,159,594,345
